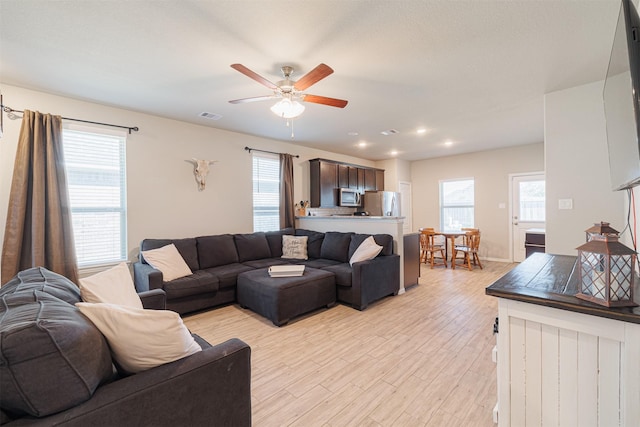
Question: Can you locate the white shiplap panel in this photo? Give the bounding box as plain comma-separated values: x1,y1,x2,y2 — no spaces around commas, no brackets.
541,323,560,427
598,337,621,426
623,323,640,426
577,332,598,427
525,320,542,426
510,317,526,427
559,328,578,427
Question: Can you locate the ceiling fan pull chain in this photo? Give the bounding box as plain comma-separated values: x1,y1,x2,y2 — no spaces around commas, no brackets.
290,119,295,139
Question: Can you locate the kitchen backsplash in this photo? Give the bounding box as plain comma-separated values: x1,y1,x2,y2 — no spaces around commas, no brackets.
305,207,356,217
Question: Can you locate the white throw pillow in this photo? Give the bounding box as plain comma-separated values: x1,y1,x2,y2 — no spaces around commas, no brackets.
76,302,202,374
141,244,192,282
281,235,308,260
349,236,384,266
79,262,143,309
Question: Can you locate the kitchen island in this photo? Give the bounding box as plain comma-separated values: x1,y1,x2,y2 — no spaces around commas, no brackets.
296,215,406,294
485,253,640,426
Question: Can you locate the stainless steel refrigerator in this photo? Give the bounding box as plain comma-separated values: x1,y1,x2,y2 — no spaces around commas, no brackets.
363,191,401,216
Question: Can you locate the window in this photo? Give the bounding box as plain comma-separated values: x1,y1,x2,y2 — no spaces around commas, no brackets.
252,153,280,232
519,180,545,222
440,179,474,232
62,127,127,267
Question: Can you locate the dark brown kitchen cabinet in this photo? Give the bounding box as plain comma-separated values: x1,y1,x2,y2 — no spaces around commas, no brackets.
364,169,376,191
338,164,349,189
375,169,385,190
348,167,358,189
310,160,338,207
309,158,384,208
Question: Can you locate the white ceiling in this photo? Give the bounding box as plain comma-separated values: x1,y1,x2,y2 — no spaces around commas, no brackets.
0,0,622,161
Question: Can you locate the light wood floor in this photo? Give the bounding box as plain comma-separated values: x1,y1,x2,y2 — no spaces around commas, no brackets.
183,260,516,426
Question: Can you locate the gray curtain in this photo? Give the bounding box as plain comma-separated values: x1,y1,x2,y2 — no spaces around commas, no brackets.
1,110,79,285
279,153,295,229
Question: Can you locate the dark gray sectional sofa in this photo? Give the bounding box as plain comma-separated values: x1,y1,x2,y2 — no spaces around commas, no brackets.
0,267,252,426
133,228,400,317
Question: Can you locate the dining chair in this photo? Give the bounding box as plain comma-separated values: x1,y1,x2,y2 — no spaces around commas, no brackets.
451,229,483,270
420,228,447,268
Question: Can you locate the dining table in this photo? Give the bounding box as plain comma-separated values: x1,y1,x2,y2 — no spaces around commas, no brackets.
419,229,467,264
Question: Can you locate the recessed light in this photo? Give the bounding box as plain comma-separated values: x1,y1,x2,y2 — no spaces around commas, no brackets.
358,141,367,148
416,128,428,135
444,140,454,147
390,150,398,156
381,129,399,136
347,131,359,136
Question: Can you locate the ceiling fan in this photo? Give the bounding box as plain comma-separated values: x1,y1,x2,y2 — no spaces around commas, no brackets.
229,63,348,119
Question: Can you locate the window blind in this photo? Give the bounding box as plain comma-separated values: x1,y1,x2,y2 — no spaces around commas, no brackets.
440,179,475,232
62,128,127,267
252,153,280,232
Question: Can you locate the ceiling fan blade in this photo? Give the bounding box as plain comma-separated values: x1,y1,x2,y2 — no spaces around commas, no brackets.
230,64,278,90
229,95,275,104
303,94,348,108
293,63,334,91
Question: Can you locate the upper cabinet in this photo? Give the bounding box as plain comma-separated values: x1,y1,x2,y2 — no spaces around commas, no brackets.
309,159,385,208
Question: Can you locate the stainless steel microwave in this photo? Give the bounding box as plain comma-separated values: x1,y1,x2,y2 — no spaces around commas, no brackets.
339,188,361,207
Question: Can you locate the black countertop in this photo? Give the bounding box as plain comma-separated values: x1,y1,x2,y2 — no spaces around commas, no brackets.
485,253,640,324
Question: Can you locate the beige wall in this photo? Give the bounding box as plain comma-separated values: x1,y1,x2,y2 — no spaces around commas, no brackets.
410,143,544,261
544,80,625,255
0,84,375,273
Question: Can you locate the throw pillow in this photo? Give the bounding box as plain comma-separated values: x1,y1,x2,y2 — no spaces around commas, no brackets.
349,236,383,266
282,235,308,260
79,262,143,309
76,302,202,374
141,243,192,282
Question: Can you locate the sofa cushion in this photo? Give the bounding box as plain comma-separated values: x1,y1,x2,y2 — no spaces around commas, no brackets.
349,236,384,266
0,266,80,305
0,290,113,417
162,270,219,299
79,262,143,309
300,258,342,269
265,228,294,257
322,263,353,287
140,238,200,271
76,302,202,374
320,232,354,263
197,234,239,269
295,229,325,259
204,263,254,289
234,232,271,262
142,244,193,282
282,235,308,260
242,257,291,269
348,233,394,258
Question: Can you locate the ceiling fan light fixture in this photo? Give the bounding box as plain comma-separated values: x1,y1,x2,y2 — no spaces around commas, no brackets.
270,98,305,119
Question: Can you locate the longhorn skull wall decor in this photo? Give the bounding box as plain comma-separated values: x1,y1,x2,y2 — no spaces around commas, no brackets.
187,158,217,191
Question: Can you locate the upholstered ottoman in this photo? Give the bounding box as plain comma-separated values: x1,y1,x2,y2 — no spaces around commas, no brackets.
237,267,336,326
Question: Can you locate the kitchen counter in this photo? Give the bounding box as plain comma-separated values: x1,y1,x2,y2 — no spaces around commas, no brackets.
486,253,640,426
485,252,640,324
295,215,405,220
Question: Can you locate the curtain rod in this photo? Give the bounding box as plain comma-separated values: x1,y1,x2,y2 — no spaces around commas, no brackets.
244,146,299,158
1,105,139,134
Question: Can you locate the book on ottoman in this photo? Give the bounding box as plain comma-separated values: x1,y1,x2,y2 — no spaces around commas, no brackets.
268,265,305,277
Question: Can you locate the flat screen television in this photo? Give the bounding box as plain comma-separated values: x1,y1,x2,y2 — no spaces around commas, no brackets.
604,0,640,191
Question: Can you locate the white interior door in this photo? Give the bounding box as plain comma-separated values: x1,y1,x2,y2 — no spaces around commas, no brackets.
511,173,545,262
398,181,412,234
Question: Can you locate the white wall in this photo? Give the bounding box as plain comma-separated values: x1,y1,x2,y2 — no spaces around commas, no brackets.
375,158,411,192
0,84,375,273
544,80,625,255
410,143,544,261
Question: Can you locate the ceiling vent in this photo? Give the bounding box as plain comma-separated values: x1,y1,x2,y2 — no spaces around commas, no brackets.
199,112,222,120
380,129,399,136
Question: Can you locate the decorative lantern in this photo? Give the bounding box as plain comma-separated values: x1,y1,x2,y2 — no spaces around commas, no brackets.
576,222,638,308
584,221,620,242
